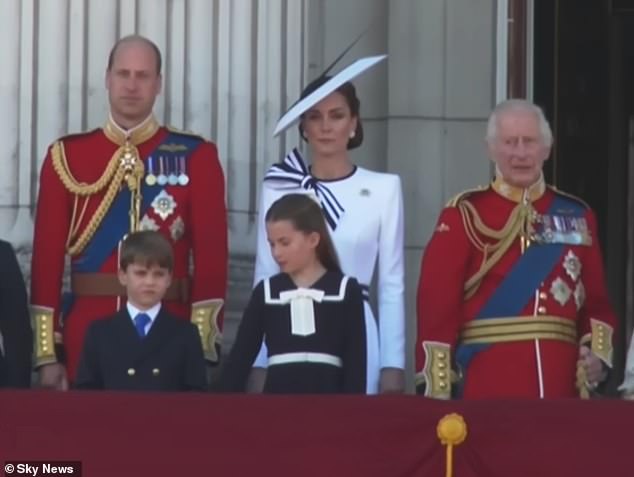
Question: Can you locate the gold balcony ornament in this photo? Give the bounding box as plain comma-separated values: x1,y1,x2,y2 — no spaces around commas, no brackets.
437,413,468,477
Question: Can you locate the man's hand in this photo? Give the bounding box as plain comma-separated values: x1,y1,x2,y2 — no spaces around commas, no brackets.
379,367,405,394
578,346,607,387
38,363,68,391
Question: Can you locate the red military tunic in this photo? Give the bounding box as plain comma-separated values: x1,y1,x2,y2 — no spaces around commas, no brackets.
31,115,228,380
415,175,616,399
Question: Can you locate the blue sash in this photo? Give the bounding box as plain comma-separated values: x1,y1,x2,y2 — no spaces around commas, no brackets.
72,132,202,273
455,194,586,376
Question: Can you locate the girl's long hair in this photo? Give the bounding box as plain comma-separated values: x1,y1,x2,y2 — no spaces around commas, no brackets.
265,193,341,273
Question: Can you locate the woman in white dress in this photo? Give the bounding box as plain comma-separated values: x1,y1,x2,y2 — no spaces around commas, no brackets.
249,69,405,394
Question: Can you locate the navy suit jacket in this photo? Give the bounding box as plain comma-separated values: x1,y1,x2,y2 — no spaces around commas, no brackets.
0,240,32,388
75,308,206,391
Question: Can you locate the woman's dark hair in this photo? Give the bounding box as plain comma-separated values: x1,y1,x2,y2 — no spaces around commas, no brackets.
265,194,341,273
297,76,364,149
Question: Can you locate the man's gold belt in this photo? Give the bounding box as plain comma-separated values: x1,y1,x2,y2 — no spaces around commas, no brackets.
460,315,577,345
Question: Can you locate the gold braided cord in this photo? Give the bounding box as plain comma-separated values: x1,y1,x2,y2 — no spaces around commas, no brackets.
460,200,533,299
66,165,128,256
51,141,120,196
51,139,146,257
67,194,91,250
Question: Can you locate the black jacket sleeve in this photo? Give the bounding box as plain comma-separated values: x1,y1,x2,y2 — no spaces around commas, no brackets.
342,278,367,393
216,282,266,392
183,323,208,391
74,322,103,389
0,241,32,388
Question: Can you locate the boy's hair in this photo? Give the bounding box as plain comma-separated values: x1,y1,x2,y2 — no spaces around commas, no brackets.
119,231,174,271
265,194,341,273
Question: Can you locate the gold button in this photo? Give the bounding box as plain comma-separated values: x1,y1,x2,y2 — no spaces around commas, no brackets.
437,352,446,360
42,346,49,352
438,362,446,370
538,306,546,314
197,310,205,316
40,331,48,338
39,315,48,321
196,317,204,323
41,339,48,345
438,372,446,378
127,368,136,376
152,368,160,376
539,292,548,300
439,382,447,389
40,323,47,330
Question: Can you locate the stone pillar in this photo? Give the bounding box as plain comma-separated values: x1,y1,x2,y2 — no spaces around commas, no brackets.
0,0,21,238
308,0,389,172
388,0,497,386
0,0,306,344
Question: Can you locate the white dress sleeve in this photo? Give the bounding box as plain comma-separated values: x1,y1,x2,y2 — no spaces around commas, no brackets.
251,183,281,368
377,175,406,369
619,333,634,396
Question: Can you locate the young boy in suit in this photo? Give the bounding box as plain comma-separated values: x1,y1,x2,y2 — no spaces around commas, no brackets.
75,231,207,391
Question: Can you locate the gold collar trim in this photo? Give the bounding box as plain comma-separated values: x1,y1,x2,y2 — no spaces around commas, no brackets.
104,114,160,146
492,173,546,203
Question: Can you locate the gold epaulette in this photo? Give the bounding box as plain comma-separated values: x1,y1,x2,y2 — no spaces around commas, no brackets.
445,186,487,207
547,185,590,209
166,126,205,141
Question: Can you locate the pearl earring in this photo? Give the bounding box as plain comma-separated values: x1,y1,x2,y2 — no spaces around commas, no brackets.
349,131,355,139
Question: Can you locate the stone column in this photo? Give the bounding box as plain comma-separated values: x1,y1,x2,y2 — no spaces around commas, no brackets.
388,0,497,386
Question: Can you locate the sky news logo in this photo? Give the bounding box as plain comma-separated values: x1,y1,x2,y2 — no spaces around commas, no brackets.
4,462,81,477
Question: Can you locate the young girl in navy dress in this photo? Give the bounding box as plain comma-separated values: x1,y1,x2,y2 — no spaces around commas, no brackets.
220,193,366,393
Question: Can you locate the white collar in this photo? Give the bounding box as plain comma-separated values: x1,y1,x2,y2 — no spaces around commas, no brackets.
126,301,161,322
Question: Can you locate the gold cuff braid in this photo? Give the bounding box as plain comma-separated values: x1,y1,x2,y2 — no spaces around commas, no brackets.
590,318,613,367
31,306,57,367
191,299,224,362
422,341,452,399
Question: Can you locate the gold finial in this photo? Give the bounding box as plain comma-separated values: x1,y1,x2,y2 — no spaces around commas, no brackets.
437,413,468,477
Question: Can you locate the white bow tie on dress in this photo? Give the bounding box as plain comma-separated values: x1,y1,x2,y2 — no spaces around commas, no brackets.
278,288,325,336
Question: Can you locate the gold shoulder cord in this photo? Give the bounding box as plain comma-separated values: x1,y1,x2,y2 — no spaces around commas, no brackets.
51,140,144,256
459,200,533,299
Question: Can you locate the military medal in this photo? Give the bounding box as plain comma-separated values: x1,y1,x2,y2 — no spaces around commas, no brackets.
167,156,179,185
563,250,582,281
549,277,572,307
151,190,176,221
178,156,189,186
157,156,168,186
145,156,157,186
532,213,591,246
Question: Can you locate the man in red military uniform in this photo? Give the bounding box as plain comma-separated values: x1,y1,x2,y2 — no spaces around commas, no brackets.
415,99,616,399
31,35,227,388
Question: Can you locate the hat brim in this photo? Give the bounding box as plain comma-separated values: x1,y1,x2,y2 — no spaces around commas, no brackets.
273,54,387,137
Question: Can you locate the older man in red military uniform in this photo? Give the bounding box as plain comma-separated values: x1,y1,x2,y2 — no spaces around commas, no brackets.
31,35,227,388
415,99,616,399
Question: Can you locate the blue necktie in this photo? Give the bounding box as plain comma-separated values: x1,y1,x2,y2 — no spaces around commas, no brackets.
134,313,151,338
